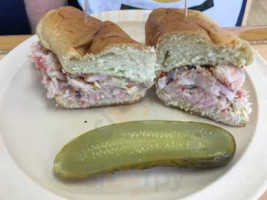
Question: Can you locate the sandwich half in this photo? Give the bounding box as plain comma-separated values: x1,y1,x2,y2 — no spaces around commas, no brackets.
32,6,156,108
146,8,254,126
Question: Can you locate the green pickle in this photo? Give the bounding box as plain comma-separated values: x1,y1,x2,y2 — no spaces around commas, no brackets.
54,121,236,178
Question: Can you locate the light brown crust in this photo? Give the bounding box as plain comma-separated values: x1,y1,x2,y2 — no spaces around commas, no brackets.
37,6,143,61
165,103,246,127
55,95,143,109
145,8,243,48
156,95,246,127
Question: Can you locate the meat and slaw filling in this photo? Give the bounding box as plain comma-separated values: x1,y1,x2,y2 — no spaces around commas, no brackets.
157,65,251,119
31,43,150,106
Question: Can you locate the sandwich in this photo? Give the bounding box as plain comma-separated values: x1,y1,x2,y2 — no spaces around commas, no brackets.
31,6,156,108
145,8,254,126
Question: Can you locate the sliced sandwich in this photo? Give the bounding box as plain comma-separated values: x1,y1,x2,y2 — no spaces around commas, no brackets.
31,6,156,108
146,8,254,126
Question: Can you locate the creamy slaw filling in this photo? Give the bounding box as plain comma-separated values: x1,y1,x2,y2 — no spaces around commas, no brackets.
157,65,251,118
31,43,150,105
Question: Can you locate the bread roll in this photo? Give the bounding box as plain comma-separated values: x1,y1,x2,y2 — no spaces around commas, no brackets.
146,8,253,126
32,7,156,109
37,6,156,83
146,8,253,73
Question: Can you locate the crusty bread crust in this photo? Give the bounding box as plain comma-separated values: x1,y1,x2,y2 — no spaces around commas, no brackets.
166,102,246,127
156,91,247,127
146,8,243,48
54,94,144,109
36,6,146,71
145,8,253,67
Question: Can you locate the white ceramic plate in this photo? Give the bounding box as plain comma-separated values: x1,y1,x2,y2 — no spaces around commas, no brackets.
1,10,267,200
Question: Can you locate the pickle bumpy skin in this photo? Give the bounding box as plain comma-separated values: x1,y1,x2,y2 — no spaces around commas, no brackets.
54,121,236,178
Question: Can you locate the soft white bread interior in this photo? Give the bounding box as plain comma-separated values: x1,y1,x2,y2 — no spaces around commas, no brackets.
37,6,156,83
146,8,254,72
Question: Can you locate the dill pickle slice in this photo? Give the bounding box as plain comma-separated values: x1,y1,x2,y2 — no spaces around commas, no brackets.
54,121,236,178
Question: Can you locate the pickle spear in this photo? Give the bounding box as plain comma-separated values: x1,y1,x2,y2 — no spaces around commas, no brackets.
54,121,236,178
